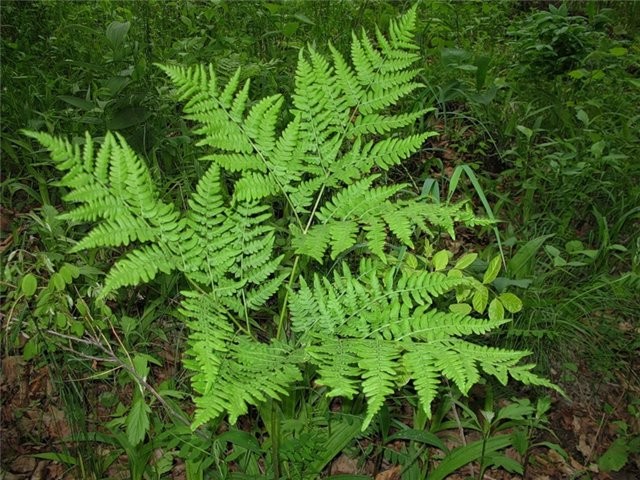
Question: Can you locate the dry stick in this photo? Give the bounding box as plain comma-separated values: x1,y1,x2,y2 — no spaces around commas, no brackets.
448,389,473,478
583,383,628,467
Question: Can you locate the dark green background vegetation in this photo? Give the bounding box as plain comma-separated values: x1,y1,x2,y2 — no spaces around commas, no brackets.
1,0,638,478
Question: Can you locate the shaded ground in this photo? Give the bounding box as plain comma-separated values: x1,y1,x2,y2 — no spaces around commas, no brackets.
2,347,638,479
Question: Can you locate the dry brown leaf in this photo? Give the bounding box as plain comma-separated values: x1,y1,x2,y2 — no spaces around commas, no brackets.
330,454,359,475
576,433,592,458
375,465,401,480
30,460,47,480
1,356,25,384
10,455,36,473
44,406,71,438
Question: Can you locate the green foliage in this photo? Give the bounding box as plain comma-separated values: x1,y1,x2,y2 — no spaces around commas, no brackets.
26,7,555,436
509,4,603,76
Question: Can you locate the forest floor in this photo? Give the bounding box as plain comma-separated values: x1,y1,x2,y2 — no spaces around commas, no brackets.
2,343,638,479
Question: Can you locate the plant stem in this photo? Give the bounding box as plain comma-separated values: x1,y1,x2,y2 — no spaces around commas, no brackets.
271,401,281,479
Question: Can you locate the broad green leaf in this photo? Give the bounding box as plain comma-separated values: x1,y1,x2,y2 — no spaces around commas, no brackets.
429,435,513,480
486,453,523,473
432,250,449,271
598,438,629,472
387,429,446,450
472,285,489,313
404,253,418,269
609,47,627,57
507,234,554,279
447,268,463,278
58,95,95,111
106,21,130,49
516,125,533,141
565,240,584,253
59,264,80,283
23,337,40,361
488,298,505,321
107,107,150,130
217,430,262,453
51,273,66,291
454,252,477,270
576,109,589,125
483,255,501,284
511,429,528,456
308,417,363,475
132,355,150,380
498,292,523,313
126,397,150,446
21,274,38,297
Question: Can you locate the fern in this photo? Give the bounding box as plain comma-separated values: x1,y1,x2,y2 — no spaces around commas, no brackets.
26,6,557,433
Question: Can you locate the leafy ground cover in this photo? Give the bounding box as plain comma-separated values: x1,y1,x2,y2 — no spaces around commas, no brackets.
1,1,638,479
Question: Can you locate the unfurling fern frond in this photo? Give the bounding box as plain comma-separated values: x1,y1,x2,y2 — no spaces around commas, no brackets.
28,5,557,434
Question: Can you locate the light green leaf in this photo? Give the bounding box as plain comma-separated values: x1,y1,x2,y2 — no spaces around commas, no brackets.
449,303,472,315
432,250,449,271
498,292,523,313
516,125,533,141
598,438,629,472
454,253,477,270
59,264,80,283
21,274,38,297
576,109,589,125
472,285,489,314
51,273,66,291
132,355,150,380
608,47,627,57
126,397,150,446
483,255,501,284
488,298,505,321
405,253,418,269
23,337,40,361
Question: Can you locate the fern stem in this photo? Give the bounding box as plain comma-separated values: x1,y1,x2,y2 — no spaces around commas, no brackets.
276,182,326,341
276,255,299,341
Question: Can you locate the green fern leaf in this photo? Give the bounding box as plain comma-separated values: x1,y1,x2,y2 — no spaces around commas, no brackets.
354,339,401,430
192,337,302,428
104,244,175,294
404,345,440,417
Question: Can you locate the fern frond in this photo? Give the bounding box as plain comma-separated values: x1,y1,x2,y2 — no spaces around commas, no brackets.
403,346,440,417
349,109,433,136
365,133,433,170
233,172,280,202
181,291,235,395
353,339,400,429
70,217,155,252
192,337,302,428
200,153,266,172
244,95,283,153
103,244,175,294
307,339,361,398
